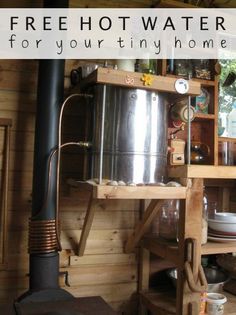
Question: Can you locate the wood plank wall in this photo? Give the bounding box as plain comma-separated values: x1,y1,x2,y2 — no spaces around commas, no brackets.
0,58,140,314
0,1,151,313
0,0,153,8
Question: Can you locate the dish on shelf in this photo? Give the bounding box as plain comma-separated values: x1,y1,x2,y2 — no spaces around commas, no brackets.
208,219,236,234
208,236,236,242
214,212,236,223
208,228,236,237
208,232,236,239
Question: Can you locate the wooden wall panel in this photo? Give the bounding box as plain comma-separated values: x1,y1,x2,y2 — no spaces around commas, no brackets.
0,0,152,8
8,210,138,230
0,58,139,315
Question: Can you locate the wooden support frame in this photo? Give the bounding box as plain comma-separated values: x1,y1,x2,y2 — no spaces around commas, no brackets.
138,179,205,315
125,200,165,253
77,193,96,256
67,180,188,257
138,247,150,315
177,179,204,315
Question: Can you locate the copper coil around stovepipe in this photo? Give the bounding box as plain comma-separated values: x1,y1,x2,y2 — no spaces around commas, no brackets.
28,219,60,254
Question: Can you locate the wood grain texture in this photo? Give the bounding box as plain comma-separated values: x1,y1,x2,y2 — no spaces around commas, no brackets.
0,59,139,314
125,200,165,253
169,165,236,179
81,68,201,96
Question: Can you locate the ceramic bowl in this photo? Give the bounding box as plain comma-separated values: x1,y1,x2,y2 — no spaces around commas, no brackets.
208,218,236,234
214,212,236,223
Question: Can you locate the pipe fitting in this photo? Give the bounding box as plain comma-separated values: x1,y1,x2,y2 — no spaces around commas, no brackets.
76,141,92,148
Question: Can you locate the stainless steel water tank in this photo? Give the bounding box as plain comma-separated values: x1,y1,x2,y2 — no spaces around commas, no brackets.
90,84,168,184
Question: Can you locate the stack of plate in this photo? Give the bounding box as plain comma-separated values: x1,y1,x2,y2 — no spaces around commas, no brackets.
208,212,236,242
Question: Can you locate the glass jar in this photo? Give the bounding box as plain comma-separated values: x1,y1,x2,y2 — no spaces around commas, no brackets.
159,200,179,241
207,201,217,220
135,59,157,74
193,59,212,80
174,59,192,78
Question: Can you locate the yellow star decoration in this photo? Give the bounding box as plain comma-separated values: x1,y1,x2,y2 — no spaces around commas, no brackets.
141,73,154,86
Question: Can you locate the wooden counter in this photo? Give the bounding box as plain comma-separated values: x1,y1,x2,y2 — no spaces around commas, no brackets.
169,165,236,179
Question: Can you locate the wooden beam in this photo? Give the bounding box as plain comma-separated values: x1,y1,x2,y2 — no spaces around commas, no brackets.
125,200,164,253
138,247,150,293
177,179,204,314
67,179,187,199
94,185,187,200
77,194,96,256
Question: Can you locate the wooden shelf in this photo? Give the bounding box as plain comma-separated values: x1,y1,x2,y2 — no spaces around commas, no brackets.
80,67,201,96
139,290,236,315
140,290,176,315
142,236,179,265
192,78,216,87
194,113,215,121
218,137,236,143
201,241,236,255
168,165,236,179
67,179,188,200
224,292,236,315
142,238,236,264
165,74,215,87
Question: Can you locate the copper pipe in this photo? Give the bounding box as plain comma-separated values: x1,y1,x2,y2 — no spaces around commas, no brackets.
31,94,92,252
28,219,58,254
56,94,92,250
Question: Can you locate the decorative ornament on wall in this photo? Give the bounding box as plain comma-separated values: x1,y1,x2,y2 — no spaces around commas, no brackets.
141,73,154,86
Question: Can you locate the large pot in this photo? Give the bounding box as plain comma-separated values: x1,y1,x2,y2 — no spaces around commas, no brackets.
167,267,229,292
89,85,168,184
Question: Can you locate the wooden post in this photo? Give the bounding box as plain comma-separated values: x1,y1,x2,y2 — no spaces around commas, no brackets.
138,247,150,315
177,178,204,315
138,200,150,315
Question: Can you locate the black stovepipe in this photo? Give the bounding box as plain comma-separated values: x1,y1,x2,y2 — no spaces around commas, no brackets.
29,57,64,291
19,0,70,299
